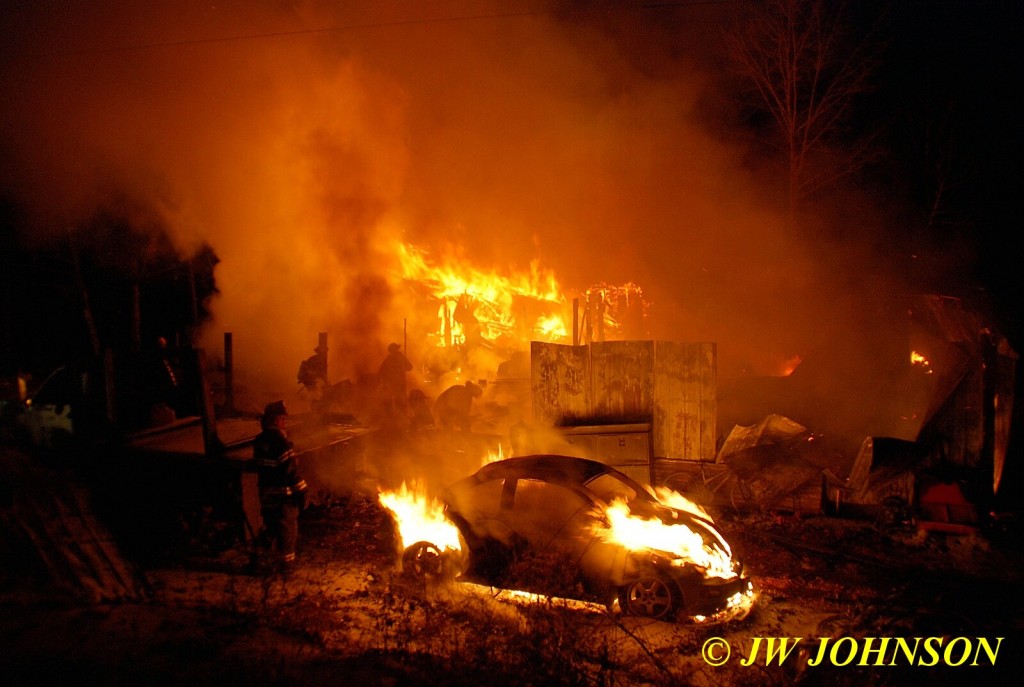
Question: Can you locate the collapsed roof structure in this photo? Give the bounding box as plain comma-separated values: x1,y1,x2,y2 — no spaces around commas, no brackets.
530,294,1017,522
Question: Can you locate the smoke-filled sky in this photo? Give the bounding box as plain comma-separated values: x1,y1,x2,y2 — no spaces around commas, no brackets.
1,1,1015,398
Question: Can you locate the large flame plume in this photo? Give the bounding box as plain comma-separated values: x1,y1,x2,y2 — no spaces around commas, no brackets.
378,480,462,554
397,242,566,349
597,491,737,581
395,241,649,355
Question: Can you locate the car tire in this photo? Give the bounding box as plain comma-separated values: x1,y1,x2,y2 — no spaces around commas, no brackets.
402,541,445,579
618,572,680,620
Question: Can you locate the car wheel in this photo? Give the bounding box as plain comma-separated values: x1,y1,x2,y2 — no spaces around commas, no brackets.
402,541,445,578
619,572,680,620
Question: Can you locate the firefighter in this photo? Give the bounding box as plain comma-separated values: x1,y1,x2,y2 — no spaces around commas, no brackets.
433,380,483,432
296,344,329,409
253,400,307,570
378,342,413,419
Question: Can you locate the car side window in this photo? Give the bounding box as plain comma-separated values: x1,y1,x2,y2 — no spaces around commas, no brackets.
585,473,638,505
459,478,506,520
510,479,590,542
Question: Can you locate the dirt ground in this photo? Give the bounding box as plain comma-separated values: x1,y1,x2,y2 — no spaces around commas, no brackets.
3,441,1024,687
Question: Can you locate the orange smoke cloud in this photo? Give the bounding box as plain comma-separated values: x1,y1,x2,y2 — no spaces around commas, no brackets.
0,1,911,407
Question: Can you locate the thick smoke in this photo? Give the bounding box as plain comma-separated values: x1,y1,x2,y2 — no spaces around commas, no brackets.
1,1,930,421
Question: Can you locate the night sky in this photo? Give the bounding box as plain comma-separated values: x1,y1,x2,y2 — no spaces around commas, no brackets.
876,1,1022,331
1,1,1021,391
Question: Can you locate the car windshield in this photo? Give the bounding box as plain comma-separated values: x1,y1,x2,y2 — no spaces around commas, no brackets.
584,468,700,523
584,471,654,507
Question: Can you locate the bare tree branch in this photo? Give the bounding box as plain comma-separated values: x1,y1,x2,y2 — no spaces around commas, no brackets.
726,0,886,217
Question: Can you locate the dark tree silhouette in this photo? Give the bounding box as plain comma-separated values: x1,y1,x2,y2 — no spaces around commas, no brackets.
727,0,886,219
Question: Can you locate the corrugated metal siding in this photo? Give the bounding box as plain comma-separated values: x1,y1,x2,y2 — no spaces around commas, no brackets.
531,342,590,426
531,340,716,463
590,340,653,422
652,341,716,462
558,423,654,483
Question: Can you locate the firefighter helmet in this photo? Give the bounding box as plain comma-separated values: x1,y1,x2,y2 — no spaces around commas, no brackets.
261,400,288,428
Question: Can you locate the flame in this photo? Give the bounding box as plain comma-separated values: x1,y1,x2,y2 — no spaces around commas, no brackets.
910,350,933,374
378,481,462,553
596,498,737,580
583,282,646,338
777,354,802,376
395,242,646,349
651,486,711,519
482,444,506,465
535,313,568,339
397,242,566,348
397,242,563,304
694,583,759,624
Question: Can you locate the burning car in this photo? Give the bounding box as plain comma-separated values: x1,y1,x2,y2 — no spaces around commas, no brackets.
381,455,756,622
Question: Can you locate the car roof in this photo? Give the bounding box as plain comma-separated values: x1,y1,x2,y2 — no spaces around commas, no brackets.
460,454,647,493
444,454,726,545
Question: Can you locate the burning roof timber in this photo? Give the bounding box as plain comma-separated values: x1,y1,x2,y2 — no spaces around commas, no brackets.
397,242,648,354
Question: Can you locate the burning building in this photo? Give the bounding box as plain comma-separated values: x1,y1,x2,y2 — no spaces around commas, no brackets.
394,241,649,385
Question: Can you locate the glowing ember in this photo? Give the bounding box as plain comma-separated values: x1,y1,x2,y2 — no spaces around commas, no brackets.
597,499,737,580
461,582,610,615
378,481,462,553
911,350,933,373
694,583,759,624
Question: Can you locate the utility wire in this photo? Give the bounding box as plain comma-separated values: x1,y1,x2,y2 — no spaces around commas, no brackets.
4,1,739,60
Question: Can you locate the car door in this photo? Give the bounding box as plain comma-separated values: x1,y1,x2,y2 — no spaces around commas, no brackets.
445,476,519,581
501,477,626,598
